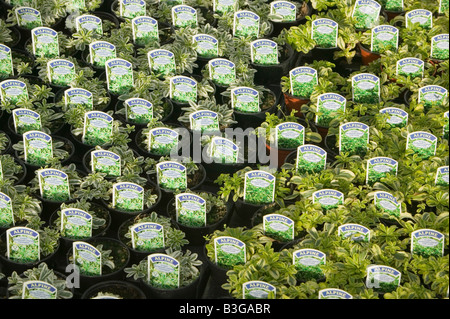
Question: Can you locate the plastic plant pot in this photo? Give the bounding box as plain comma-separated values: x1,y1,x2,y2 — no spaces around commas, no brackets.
81,280,147,299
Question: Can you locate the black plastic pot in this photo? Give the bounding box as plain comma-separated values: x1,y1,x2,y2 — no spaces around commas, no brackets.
0,230,61,277
166,192,233,246
81,280,147,299
65,237,131,296
101,180,162,233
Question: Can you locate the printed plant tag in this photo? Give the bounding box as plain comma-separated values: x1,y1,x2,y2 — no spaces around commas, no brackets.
73,241,102,276
406,131,437,159
82,111,114,146
171,5,197,28
296,144,327,174
338,223,371,242
12,108,42,135
124,97,153,124
156,161,187,191
244,170,276,205
430,34,449,60
250,39,278,65
213,0,237,14
0,79,28,104
316,93,346,127
147,253,180,289
148,49,176,78
435,166,449,186
440,0,449,13
270,1,297,22
132,16,159,46
418,85,447,110
339,122,370,156
105,58,134,95
31,27,59,58
131,222,165,251
289,67,318,98
6,226,40,263
119,0,146,19
15,7,42,29
379,107,408,128
61,208,93,239
22,281,57,299
366,265,401,293
381,0,403,12
318,288,353,299
214,236,246,268
366,157,398,185
231,87,260,113
89,41,117,68
112,182,145,212
293,249,326,282
193,34,219,58
371,25,399,53
275,122,304,149
312,189,344,210
148,127,179,155
189,110,220,133
0,192,14,228
209,137,239,164
0,44,13,78
263,214,294,242
374,191,401,218
406,9,433,29
38,168,70,201
91,149,121,177
64,88,94,111
208,58,236,86
411,229,445,258
23,131,53,166
175,193,207,227
169,75,197,103
396,58,424,79
47,59,75,86
352,0,381,29
233,10,260,38
75,15,103,34
352,73,380,104
242,281,276,299
312,18,338,48
444,111,449,140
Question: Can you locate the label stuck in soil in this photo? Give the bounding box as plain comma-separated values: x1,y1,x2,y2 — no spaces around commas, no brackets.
366,157,398,185
312,18,338,48
156,161,187,191
124,97,153,124
82,111,114,146
15,7,42,30
6,226,40,263
171,5,197,28
147,253,180,289
275,122,304,149
131,222,165,251
242,281,276,299
411,229,444,258
105,58,134,95
371,25,399,53
148,49,176,77
352,0,381,29
430,34,449,60
61,208,93,239
89,41,116,68
31,27,59,58
231,87,260,113
296,144,327,174
233,10,260,38
22,281,57,299
38,168,70,202
193,34,218,58
250,39,278,65
73,241,102,276
119,0,146,19
374,191,401,218
112,182,144,212
312,189,344,210
435,166,449,186
0,79,28,104
91,149,121,177
338,223,371,242
12,108,42,135
132,16,158,46
263,214,294,242
64,88,93,111
214,236,246,268
209,137,239,164
75,15,102,34
270,1,296,22
208,58,236,86
405,9,433,29
148,127,179,156
289,66,318,99
175,193,207,227
170,75,197,103
352,73,380,104
396,58,424,78
0,192,14,228
23,131,53,166
339,122,370,156
316,93,346,127
366,265,401,293
318,288,353,299
244,170,276,205
293,248,326,282
47,59,75,86
0,44,13,78
406,131,437,159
